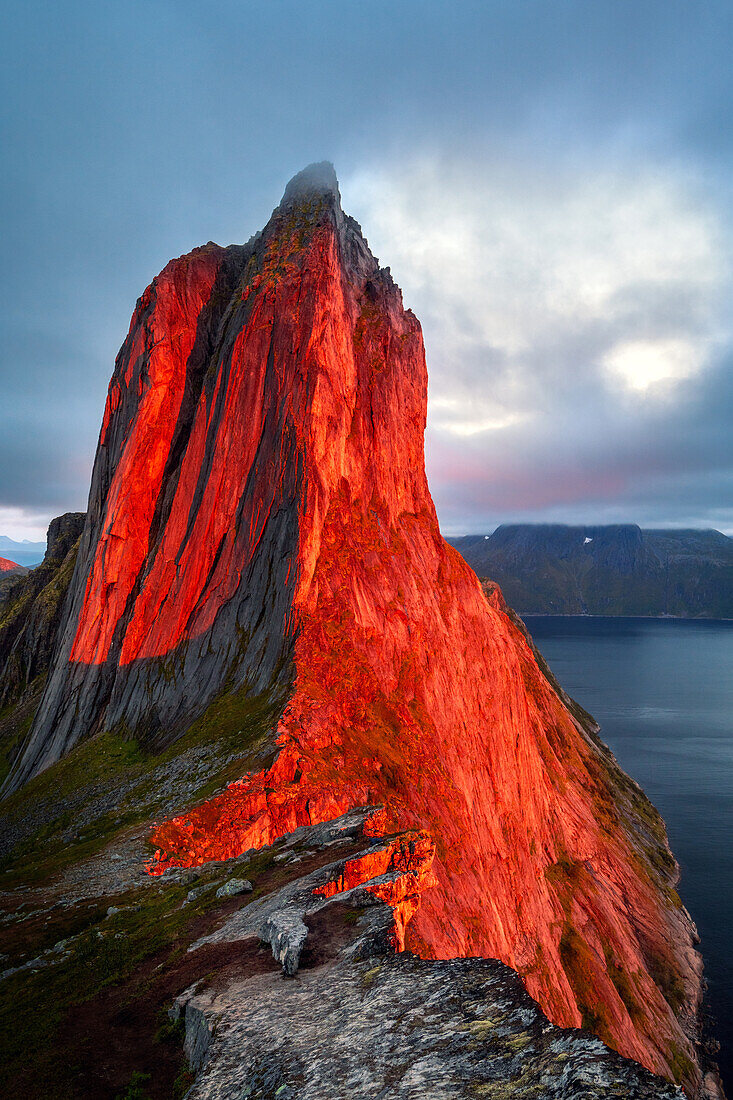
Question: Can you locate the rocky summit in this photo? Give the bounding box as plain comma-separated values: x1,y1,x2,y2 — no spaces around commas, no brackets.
0,165,722,1098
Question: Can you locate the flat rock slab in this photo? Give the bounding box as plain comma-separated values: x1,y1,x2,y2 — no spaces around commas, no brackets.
173,822,683,1100
179,921,684,1100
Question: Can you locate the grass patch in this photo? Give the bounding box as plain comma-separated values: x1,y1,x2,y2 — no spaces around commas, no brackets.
0,827,354,1099
0,883,180,1097
558,924,614,1045
152,680,286,791
602,945,644,1025
0,682,42,785
0,680,287,888
114,1071,152,1100
668,1041,696,1087
0,872,228,1099
645,945,686,1015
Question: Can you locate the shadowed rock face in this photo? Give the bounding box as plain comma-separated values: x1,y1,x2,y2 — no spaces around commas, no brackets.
2,166,711,1092
0,513,85,708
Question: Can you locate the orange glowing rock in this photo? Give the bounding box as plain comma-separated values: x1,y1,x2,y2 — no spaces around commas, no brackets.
8,164,705,1092
312,831,438,951
0,558,25,573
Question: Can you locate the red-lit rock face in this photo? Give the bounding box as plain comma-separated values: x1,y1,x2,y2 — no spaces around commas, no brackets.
0,558,24,573
71,248,225,667
312,831,438,952
8,165,704,1091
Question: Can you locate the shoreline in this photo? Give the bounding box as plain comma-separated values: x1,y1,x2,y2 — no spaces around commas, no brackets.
519,612,733,622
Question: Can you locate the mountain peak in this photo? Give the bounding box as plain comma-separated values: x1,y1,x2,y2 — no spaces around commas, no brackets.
0,556,25,574
280,160,340,207
1,167,706,1092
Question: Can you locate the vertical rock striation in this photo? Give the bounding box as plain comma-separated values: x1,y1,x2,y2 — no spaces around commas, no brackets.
2,164,711,1093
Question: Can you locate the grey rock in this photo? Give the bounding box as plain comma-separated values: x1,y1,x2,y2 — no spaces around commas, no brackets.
278,807,375,851
171,988,217,1072
179,879,684,1100
258,908,309,977
216,878,253,899
183,884,214,907
45,514,86,563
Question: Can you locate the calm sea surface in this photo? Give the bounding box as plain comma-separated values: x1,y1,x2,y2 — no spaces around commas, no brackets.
524,616,733,1089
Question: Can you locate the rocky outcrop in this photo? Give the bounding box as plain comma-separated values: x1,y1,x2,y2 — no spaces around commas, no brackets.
44,513,86,564
177,951,686,1100
0,512,85,709
0,558,27,606
171,812,685,1100
451,525,733,617
1,166,713,1092
0,557,26,576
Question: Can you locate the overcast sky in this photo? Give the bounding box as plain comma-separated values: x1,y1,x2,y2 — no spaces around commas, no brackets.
2,1,733,540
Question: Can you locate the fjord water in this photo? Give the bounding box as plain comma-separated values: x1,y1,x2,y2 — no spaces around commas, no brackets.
526,616,733,1088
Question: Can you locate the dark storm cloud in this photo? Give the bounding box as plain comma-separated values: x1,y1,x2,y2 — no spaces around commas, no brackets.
2,1,733,537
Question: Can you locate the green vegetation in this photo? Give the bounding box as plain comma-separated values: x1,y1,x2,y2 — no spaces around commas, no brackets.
644,944,686,1015
602,945,644,1025
173,1066,196,1098
668,1041,696,1087
0,677,43,785
115,1072,152,1100
158,677,285,770
0,816,356,1099
0,879,195,1098
153,1011,185,1046
0,680,286,887
557,925,614,1044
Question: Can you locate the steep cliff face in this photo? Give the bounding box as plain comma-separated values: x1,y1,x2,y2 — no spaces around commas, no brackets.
3,166,707,1092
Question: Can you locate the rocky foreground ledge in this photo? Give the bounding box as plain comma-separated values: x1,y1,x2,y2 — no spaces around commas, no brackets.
0,804,690,1098
173,811,686,1100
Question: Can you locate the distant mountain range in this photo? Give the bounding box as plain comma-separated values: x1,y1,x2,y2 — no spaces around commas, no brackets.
0,536,46,568
449,524,733,618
